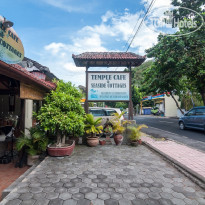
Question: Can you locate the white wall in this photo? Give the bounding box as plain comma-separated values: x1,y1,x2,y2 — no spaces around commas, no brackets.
24,99,33,135
164,95,181,117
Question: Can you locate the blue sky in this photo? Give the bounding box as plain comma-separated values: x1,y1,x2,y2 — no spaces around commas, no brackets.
1,0,171,86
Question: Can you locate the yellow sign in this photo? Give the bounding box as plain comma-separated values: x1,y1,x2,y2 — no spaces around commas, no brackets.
0,16,24,64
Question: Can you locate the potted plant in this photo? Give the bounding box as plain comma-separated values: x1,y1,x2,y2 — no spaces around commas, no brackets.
36,80,85,156
85,114,103,147
127,124,148,146
111,111,128,145
16,126,48,166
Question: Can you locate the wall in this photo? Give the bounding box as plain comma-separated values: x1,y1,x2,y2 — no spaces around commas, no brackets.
24,99,33,135
164,95,181,117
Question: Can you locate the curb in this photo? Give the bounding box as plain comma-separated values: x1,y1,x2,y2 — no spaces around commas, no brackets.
143,141,205,190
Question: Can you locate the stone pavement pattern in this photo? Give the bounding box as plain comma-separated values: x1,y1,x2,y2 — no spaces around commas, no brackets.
0,145,205,205
142,136,205,181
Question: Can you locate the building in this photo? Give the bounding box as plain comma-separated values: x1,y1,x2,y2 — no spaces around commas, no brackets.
141,93,181,117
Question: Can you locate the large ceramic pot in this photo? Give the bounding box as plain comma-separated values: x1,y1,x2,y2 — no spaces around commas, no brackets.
47,140,75,157
86,137,99,147
114,134,123,146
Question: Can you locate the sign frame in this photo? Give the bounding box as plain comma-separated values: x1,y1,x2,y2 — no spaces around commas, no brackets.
86,71,131,102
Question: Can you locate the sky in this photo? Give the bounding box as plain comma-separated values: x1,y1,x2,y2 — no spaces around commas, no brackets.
1,0,172,86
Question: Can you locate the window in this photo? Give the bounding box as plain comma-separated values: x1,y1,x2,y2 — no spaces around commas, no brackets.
186,109,196,116
105,110,117,116
89,109,104,116
195,108,205,116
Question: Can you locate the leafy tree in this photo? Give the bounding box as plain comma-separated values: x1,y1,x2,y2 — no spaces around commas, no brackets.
36,80,85,147
143,0,205,110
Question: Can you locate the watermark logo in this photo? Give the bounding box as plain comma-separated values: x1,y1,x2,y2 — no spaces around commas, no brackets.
144,6,204,36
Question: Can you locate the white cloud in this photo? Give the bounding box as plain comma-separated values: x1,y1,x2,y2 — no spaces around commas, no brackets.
41,1,173,85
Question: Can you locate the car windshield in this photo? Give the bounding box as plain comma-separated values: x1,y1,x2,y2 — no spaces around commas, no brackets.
89,109,104,116
105,110,117,116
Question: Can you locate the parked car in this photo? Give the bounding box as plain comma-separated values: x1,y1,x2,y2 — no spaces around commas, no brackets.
178,106,205,131
88,107,124,126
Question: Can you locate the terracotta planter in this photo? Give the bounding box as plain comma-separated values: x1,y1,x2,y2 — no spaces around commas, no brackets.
27,155,39,166
99,140,106,145
114,134,123,146
47,140,75,157
86,137,99,147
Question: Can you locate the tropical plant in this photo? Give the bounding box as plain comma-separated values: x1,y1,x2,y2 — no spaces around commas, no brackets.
16,126,48,156
35,80,85,147
84,114,103,138
127,125,148,141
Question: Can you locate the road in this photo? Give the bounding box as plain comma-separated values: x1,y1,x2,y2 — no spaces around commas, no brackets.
132,115,205,152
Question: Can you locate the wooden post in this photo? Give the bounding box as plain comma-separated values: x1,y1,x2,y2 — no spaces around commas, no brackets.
84,66,89,114
128,66,133,120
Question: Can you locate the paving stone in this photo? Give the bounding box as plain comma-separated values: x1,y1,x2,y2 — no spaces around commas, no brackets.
77,199,91,205
64,182,75,188
110,193,122,200
79,187,92,194
119,198,132,205
135,192,149,200
171,198,186,205
97,174,107,179
104,198,118,205
45,193,59,200
144,199,161,205
21,199,36,205
59,193,72,200
49,198,64,205
104,188,115,193
115,188,126,193
130,183,141,188
43,187,55,193
98,192,110,200
63,199,77,205
172,192,185,199
19,193,33,201
72,193,85,200
123,193,135,200
159,198,174,205
98,183,109,188
109,183,120,188
132,199,147,205
138,187,150,193
5,199,22,205
92,178,102,183
34,198,49,205
148,192,161,200
30,187,43,194
85,192,97,200
91,199,104,205
55,187,67,193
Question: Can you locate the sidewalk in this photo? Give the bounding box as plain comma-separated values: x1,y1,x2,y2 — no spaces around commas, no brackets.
0,144,205,205
142,136,205,185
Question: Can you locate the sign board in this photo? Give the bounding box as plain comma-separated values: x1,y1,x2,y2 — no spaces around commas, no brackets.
20,83,45,100
87,72,130,101
0,16,24,64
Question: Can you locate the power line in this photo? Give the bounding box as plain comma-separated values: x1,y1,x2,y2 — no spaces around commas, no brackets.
126,0,156,52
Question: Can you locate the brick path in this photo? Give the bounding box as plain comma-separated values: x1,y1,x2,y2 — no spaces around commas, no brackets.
142,136,205,182
0,145,205,205
0,163,29,201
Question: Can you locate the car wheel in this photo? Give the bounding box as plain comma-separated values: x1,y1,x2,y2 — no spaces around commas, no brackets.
179,121,185,130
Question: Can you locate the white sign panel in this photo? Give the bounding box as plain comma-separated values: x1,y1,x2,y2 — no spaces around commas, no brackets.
88,72,130,101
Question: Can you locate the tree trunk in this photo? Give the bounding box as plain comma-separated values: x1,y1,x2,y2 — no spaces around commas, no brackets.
57,131,61,147
170,92,184,115
62,135,66,145
201,92,205,106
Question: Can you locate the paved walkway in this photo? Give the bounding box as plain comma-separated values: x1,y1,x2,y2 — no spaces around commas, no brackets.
1,145,205,205
142,136,205,183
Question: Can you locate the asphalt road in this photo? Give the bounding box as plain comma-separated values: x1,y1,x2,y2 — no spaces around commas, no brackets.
132,115,205,152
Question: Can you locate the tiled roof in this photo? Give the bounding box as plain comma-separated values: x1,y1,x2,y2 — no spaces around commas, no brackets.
72,52,146,67
72,52,146,60
0,60,56,90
